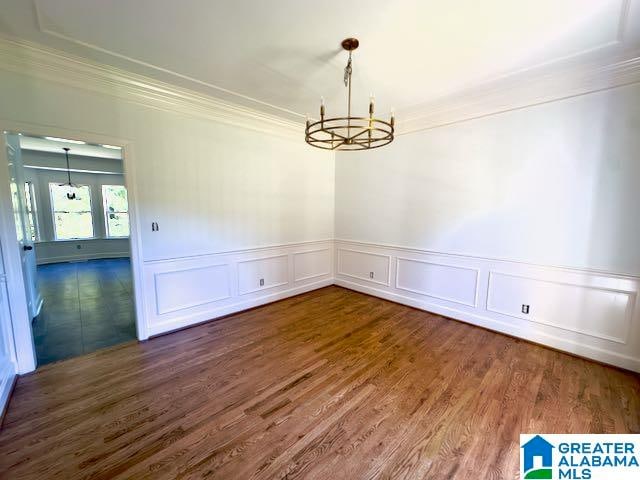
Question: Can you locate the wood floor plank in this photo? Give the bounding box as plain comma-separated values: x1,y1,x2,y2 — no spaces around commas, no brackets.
0,286,638,479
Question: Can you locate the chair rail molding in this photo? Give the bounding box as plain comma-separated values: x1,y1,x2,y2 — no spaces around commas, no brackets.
334,239,640,372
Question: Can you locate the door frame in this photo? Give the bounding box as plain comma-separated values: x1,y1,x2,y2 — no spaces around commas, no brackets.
0,120,149,374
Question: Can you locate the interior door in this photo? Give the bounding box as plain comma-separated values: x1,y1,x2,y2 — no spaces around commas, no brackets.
5,134,40,319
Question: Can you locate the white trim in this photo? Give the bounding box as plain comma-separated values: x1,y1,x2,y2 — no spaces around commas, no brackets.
237,253,290,295
0,360,16,421
0,35,638,139
486,271,635,345
0,37,302,139
153,263,232,315
143,239,333,265
394,256,480,308
335,278,640,373
398,56,640,134
147,278,332,337
293,248,332,283
336,248,392,286
335,238,640,279
0,135,36,373
334,239,640,372
0,121,149,373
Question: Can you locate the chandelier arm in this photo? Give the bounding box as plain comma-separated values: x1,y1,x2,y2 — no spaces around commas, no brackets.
330,139,347,150
305,126,349,141
347,127,374,141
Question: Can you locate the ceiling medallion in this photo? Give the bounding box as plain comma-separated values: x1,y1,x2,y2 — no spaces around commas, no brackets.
305,38,394,151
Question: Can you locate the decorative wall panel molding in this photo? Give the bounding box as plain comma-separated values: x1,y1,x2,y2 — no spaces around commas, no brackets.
334,240,640,372
293,248,331,282
143,240,333,336
486,271,634,345
0,37,300,138
154,263,231,315
238,254,289,295
337,248,391,286
395,257,479,307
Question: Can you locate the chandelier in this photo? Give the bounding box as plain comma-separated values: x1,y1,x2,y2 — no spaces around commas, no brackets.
305,38,394,151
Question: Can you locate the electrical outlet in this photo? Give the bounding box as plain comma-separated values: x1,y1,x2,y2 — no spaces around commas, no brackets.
259,278,265,287
522,304,530,314
369,271,374,279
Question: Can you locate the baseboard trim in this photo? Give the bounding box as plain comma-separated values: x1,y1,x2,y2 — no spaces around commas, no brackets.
148,278,333,337
334,278,640,373
0,363,16,430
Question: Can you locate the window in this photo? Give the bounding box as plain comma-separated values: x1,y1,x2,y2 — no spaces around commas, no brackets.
49,183,94,240
24,182,39,241
102,185,130,237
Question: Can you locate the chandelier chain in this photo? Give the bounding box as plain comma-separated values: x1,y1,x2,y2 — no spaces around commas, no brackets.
344,51,352,87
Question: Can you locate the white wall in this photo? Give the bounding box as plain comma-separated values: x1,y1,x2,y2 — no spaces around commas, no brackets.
22,150,130,264
336,83,640,275
0,57,335,366
335,83,640,371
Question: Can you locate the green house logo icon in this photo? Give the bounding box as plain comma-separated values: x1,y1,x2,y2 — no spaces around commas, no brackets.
522,435,554,479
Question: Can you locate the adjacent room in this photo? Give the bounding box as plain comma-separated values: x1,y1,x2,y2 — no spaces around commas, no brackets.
10,134,135,364
0,1,639,479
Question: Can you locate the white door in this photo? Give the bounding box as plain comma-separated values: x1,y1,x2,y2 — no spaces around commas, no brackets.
5,134,40,319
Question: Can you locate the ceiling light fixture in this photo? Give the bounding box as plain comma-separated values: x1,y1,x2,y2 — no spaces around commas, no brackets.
100,144,122,150
305,38,394,151
44,136,86,145
60,147,79,200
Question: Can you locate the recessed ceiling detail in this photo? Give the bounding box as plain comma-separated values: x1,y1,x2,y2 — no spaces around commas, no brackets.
0,0,637,128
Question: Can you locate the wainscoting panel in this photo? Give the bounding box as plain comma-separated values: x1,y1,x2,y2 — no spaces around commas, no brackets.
143,240,333,336
396,257,478,307
154,264,231,315
337,248,390,286
334,240,640,372
294,248,332,283
238,254,289,295
487,271,634,344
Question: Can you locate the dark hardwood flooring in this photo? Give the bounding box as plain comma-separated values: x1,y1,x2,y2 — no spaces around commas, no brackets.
33,259,136,365
1,286,638,479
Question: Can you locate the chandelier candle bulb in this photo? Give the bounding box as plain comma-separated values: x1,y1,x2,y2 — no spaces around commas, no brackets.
305,38,394,150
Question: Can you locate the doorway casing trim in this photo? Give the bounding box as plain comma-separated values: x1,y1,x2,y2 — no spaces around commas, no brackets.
0,120,148,374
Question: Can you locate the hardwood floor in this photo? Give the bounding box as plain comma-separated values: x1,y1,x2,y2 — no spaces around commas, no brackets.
1,286,638,479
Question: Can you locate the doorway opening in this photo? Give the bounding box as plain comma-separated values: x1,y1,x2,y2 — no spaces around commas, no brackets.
4,132,137,365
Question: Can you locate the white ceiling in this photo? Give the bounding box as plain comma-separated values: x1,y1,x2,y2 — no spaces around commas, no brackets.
19,135,122,160
0,0,638,123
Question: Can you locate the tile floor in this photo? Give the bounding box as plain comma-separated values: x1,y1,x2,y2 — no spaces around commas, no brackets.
33,258,137,365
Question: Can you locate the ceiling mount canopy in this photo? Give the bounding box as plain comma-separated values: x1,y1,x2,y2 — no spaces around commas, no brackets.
305,38,394,151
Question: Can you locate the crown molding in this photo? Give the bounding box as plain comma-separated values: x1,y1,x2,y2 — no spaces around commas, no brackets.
0,36,303,139
397,52,640,134
1,36,639,139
